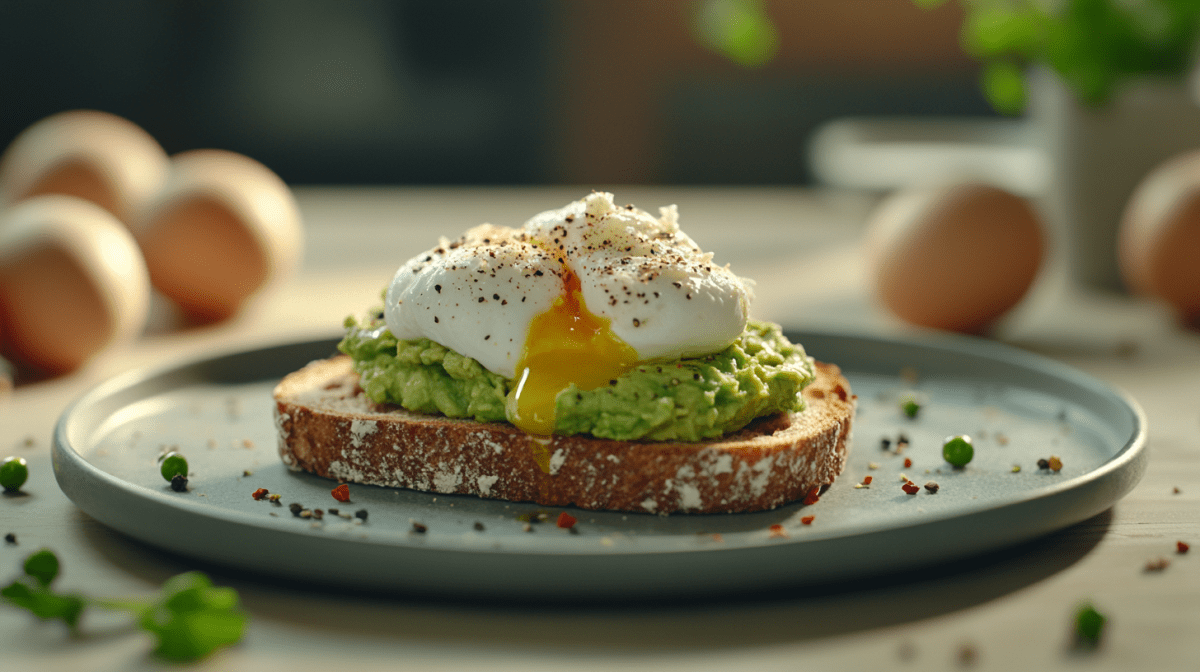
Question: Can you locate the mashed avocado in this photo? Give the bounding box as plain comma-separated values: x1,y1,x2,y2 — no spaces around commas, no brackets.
339,315,814,442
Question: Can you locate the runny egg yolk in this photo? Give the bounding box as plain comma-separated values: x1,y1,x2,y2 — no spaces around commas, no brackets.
506,269,639,436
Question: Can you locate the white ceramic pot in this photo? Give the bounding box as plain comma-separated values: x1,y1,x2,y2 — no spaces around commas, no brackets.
1029,67,1200,291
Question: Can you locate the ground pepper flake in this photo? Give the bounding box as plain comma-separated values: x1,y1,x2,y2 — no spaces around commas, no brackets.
800,516,815,525
957,643,979,667
355,509,368,521
411,521,427,533
902,480,920,495
1037,458,1050,470
170,474,188,492
251,488,269,501
556,512,577,529
768,524,788,538
289,502,303,517
924,481,940,494
1145,557,1170,572
802,487,821,505
331,483,350,502
4,533,15,544
1177,541,1190,554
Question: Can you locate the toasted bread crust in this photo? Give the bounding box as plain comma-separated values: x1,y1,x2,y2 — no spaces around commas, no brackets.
274,356,855,514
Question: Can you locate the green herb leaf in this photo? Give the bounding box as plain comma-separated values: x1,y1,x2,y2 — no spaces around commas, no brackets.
23,549,60,587
982,60,1027,115
692,0,780,68
1,581,85,628
139,571,247,661
1075,601,1107,645
2,550,247,661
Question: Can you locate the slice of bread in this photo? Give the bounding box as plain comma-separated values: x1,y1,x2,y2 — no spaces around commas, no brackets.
274,355,855,514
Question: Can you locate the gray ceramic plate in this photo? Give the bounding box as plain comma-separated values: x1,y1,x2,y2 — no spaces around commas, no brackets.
53,331,1147,600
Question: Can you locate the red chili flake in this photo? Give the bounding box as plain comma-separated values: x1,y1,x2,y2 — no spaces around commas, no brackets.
331,483,350,502
800,516,815,525
768,524,788,538
903,457,913,468
251,488,269,501
902,481,920,495
862,475,873,485
802,486,821,505
556,512,577,529
1178,541,1190,554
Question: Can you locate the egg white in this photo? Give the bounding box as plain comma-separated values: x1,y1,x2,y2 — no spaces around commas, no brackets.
385,192,751,379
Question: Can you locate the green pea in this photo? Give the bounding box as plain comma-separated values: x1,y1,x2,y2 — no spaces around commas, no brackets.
942,435,974,467
160,453,188,482
0,456,28,492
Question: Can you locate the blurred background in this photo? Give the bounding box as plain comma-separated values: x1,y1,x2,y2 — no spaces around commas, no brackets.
0,0,994,186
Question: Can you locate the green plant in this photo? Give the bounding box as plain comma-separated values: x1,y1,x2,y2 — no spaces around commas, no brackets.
917,0,1200,113
2,549,246,661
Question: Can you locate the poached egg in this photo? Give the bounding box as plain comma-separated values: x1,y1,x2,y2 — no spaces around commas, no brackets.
384,192,751,435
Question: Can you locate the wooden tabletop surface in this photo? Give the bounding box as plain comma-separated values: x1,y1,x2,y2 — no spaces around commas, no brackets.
1,187,1196,671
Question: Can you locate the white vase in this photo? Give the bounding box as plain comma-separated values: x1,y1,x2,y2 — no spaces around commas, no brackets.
1029,67,1200,291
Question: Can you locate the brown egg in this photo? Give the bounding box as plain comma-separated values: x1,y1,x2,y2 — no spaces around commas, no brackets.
0,196,150,374
1120,150,1200,323
865,183,1044,333
131,149,303,323
0,110,169,227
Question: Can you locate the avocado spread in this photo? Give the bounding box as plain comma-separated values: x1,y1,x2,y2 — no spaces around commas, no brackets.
339,314,814,442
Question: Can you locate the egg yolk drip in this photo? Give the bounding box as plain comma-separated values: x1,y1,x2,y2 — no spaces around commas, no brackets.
506,269,639,436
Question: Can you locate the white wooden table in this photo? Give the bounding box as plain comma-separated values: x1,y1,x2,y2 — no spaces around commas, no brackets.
1,187,1196,671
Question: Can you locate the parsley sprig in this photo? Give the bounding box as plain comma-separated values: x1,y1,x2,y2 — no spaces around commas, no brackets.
1,549,246,661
